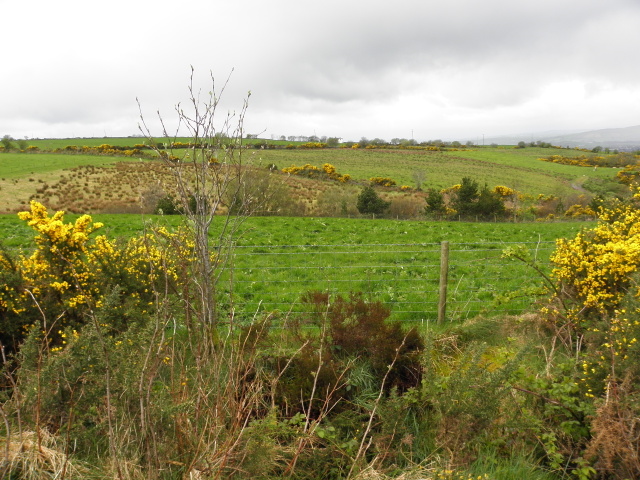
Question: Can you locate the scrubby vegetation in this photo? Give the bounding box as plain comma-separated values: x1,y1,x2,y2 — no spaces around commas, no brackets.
2,187,640,478
2,109,640,477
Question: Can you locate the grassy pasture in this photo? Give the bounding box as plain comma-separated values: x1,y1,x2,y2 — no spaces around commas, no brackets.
219,216,589,322
447,147,616,186
23,136,312,148
247,146,617,197
0,212,588,249
0,142,624,216
24,137,151,150
23,136,284,150
0,212,590,322
0,152,117,178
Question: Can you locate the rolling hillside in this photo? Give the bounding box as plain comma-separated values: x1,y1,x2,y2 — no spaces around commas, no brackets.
485,124,640,150
0,139,633,216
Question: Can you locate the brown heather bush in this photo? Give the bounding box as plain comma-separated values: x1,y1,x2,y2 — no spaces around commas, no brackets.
387,195,426,219
274,292,425,401
585,374,640,478
315,187,359,217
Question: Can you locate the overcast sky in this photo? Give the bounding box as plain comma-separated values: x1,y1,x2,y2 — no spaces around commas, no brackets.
2,0,639,142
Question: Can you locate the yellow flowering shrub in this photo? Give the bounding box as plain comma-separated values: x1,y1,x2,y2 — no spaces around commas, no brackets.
322,163,336,175
282,163,350,182
296,142,327,149
551,201,640,318
617,164,640,185
543,195,640,398
369,177,396,187
0,201,188,352
492,185,517,197
563,204,596,218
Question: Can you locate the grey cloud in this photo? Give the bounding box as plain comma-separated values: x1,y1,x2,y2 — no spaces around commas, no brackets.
246,0,640,110
3,0,640,139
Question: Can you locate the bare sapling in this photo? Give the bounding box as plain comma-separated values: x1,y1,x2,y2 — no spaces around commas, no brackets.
138,67,250,327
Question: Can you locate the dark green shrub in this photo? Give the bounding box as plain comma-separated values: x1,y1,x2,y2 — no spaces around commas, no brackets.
356,186,390,216
0,245,26,357
424,188,446,216
272,342,347,418
476,183,506,218
454,177,479,216
154,195,180,214
453,177,506,219
264,292,424,418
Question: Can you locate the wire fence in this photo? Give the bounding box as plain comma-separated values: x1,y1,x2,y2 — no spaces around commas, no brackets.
219,240,557,323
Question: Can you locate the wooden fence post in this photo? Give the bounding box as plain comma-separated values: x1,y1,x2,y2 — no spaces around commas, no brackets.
438,241,449,324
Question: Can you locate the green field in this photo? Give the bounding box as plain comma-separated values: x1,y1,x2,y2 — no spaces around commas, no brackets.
0,212,591,322
0,211,589,249
7,138,621,192
22,136,296,150
0,146,617,193
0,152,118,179
0,137,620,322
250,146,616,196
23,137,150,150
0,138,616,317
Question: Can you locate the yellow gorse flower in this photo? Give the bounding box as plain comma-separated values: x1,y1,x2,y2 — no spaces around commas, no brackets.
2,201,191,351
546,191,640,396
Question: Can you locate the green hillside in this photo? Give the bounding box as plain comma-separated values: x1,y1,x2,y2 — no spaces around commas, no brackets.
0,138,632,215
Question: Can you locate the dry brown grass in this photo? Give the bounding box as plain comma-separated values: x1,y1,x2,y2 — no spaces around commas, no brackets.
1,161,185,214
0,430,87,479
0,159,432,218
585,375,640,479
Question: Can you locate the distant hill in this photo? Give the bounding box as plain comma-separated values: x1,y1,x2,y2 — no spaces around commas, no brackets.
486,125,640,150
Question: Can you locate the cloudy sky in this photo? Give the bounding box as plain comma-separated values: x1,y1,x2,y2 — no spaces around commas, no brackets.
2,0,639,142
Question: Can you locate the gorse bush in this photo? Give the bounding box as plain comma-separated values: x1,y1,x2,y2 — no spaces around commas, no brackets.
0,201,187,354
540,152,639,168
369,176,397,187
502,190,640,478
282,162,351,182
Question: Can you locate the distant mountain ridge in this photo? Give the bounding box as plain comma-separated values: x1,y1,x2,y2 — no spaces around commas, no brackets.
485,125,640,150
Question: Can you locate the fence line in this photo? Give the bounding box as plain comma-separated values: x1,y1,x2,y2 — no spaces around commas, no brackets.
220,240,556,323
